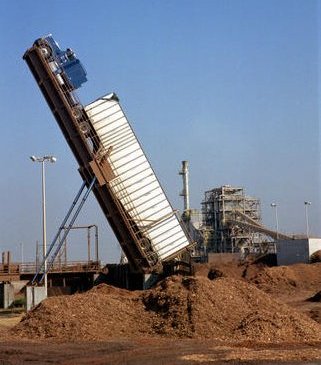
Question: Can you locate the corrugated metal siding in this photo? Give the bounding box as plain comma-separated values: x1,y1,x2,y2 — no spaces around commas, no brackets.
84,95,191,261
276,239,308,265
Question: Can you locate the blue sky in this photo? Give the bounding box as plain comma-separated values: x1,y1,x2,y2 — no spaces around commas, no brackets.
0,0,320,263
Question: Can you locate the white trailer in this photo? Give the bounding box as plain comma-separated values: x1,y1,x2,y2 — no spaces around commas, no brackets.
85,94,192,262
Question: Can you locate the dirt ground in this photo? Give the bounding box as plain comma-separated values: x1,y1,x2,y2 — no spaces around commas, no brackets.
4,260,321,364
0,314,22,334
3,338,321,364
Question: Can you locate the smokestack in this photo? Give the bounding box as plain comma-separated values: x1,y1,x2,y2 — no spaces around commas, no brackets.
179,160,190,212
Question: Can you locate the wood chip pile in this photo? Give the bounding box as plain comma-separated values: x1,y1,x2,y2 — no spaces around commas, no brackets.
250,263,321,294
12,272,321,343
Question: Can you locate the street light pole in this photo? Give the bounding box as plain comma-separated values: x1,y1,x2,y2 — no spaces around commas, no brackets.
270,203,279,240
41,159,47,294
30,155,56,295
304,201,311,238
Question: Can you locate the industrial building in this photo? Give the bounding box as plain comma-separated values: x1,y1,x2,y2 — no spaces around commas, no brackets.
178,161,291,258
200,185,292,255
202,185,262,253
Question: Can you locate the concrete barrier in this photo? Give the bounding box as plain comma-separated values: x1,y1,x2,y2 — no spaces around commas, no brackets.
0,283,14,308
26,286,47,311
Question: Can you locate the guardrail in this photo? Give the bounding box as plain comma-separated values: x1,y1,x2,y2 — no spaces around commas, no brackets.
0,261,101,275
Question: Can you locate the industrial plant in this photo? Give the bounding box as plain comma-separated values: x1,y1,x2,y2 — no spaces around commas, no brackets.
1,32,321,365
0,34,319,306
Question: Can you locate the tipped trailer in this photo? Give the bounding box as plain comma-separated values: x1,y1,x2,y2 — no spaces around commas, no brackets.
23,35,193,285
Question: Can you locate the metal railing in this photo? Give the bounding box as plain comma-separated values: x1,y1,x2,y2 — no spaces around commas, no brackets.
0,261,101,275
